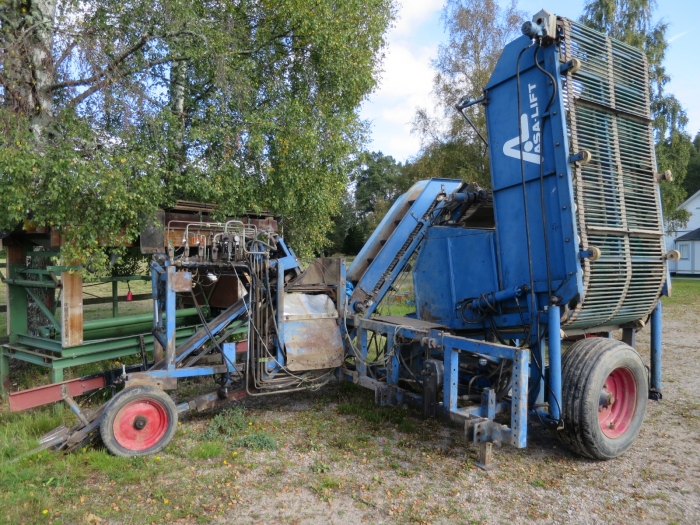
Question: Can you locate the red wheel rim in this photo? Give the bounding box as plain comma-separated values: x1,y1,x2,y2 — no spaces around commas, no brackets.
598,367,637,439
113,398,169,451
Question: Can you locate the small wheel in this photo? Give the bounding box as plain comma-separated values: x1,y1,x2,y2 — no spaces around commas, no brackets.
558,338,647,460
100,385,178,457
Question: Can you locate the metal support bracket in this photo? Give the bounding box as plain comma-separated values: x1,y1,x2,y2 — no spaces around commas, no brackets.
464,389,510,471
375,384,404,407
61,385,90,427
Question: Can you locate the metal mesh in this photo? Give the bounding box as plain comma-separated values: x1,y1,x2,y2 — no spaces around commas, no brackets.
560,20,665,329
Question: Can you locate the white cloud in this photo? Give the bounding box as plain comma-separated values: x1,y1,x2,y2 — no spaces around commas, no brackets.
376,44,435,100
361,1,445,161
392,0,444,37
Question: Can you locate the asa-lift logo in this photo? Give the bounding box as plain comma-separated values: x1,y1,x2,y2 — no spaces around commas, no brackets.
503,83,542,165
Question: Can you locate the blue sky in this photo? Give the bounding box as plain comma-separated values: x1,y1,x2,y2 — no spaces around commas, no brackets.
360,0,700,162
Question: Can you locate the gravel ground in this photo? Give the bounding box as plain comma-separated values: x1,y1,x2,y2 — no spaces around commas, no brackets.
195,297,699,525
2,291,697,525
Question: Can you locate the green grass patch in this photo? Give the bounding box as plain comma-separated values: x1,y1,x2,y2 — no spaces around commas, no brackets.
233,432,277,451
663,278,700,307
189,442,223,459
200,406,247,441
311,475,343,500
0,404,69,460
337,382,414,429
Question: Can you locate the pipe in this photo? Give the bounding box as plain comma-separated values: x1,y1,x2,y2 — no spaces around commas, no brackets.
547,304,562,422
469,286,526,312
82,307,204,332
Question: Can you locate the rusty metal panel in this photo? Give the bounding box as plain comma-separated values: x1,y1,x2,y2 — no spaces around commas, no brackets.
9,375,105,412
284,318,344,371
282,293,343,371
171,271,192,292
61,270,83,347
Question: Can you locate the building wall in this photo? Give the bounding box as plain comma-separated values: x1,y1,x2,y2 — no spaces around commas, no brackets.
675,240,695,273
666,190,700,273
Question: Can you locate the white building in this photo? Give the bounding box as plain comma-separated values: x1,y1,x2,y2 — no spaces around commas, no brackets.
667,189,700,275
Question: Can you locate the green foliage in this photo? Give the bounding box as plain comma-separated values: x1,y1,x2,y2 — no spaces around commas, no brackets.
200,406,247,441
0,110,164,266
683,133,700,198
326,192,357,255
342,224,369,256
110,247,149,277
326,151,404,253
400,141,491,192
0,0,396,263
581,0,668,100
354,151,403,219
233,431,277,451
656,127,693,231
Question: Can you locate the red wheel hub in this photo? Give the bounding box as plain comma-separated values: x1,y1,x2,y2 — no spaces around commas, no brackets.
113,398,169,451
598,367,637,439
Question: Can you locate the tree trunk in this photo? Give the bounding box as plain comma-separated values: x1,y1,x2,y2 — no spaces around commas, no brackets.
170,59,187,173
1,0,57,141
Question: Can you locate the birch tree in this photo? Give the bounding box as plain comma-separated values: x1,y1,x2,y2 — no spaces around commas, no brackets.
0,0,395,262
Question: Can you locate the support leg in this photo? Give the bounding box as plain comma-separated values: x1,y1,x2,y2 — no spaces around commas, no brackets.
476,442,496,471
386,332,398,386
61,269,83,347
0,347,10,395
112,280,119,318
357,326,368,378
547,305,562,423
512,348,529,448
51,367,64,384
442,346,458,413
6,243,27,343
622,327,636,348
151,264,163,363
650,301,662,400
165,266,177,370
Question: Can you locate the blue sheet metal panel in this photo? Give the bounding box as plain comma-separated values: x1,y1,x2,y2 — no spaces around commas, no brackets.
484,38,583,309
347,180,428,284
413,227,497,327
348,179,462,304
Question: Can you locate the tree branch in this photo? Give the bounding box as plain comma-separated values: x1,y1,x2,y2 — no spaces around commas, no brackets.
50,29,207,92
54,39,80,71
50,33,153,90
66,57,189,108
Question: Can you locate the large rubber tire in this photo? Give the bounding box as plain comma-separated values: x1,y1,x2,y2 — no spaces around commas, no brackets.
558,338,647,460
100,385,178,457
